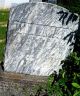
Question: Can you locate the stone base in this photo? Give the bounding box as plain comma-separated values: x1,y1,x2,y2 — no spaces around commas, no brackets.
0,72,48,96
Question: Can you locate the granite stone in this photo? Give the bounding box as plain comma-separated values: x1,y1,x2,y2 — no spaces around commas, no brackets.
4,2,79,76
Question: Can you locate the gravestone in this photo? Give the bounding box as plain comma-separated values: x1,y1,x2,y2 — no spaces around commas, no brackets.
29,0,57,3
4,2,79,76
29,0,42,2
48,0,57,3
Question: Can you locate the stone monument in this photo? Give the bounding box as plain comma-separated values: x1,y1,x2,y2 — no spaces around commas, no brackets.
4,2,79,76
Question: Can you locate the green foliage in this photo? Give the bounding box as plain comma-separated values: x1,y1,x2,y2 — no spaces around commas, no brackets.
0,26,7,40
47,52,80,96
0,9,9,22
72,83,80,96
0,26,7,61
58,0,80,14
0,42,5,61
72,83,80,89
73,91,80,96
0,10,9,61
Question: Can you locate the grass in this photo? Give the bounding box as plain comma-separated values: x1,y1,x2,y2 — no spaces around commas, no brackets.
0,9,9,62
0,42,5,61
0,26,7,40
0,9,9,22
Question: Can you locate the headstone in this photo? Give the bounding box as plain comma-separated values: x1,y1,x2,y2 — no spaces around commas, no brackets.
4,2,79,76
48,0,57,4
29,0,42,2
29,0,57,4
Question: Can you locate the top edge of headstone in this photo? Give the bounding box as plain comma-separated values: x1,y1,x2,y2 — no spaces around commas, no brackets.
29,0,42,2
29,0,57,3
13,2,79,16
11,0,58,9
11,2,69,12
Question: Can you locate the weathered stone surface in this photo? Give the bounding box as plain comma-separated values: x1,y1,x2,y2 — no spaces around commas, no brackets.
4,2,79,76
0,72,47,96
29,0,57,4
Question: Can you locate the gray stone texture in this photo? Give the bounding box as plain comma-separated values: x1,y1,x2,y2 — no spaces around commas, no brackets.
29,0,42,3
29,0,57,4
0,72,47,96
4,2,79,76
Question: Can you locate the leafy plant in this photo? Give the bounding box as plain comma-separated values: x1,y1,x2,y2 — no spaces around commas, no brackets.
72,83,80,96
47,52,80,96
58,0,80,14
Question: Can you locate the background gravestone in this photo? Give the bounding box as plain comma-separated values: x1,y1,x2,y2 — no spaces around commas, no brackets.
4,2,79,76
29,0,42,2
29,0,57,3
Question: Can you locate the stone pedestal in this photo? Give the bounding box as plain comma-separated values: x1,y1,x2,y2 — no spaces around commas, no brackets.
0,72,47,96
